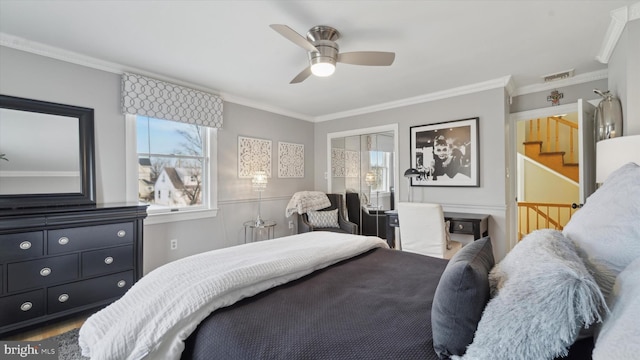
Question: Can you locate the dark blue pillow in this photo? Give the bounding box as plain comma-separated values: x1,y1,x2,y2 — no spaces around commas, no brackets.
431,236,494,359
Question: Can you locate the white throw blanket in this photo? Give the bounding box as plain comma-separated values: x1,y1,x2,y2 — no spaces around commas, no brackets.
79,232,387,360
285,191,331,217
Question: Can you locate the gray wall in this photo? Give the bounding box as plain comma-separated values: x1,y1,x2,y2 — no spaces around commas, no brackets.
0,46,315,273
314,88,511,259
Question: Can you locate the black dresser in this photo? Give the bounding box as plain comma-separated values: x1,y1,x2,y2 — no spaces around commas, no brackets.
0,203,147,337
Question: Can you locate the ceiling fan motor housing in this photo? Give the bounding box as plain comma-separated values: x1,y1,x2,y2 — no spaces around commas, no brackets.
308,39,339,67
307,26,340,67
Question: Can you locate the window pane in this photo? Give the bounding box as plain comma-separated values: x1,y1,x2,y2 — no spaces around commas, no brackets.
136,116,207,211
137,116,203,156
370,151,390,192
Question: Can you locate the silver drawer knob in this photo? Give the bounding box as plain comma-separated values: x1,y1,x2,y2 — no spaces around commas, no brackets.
117,230,126,238
104,256,114,265
40,267,51,276
58,294,69,303
20,302,33,311
117,280,126,288
458,224,464,230
19,241,32,250
58,237,69,245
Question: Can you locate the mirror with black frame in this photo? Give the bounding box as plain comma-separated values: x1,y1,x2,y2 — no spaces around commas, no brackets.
0,95,96,209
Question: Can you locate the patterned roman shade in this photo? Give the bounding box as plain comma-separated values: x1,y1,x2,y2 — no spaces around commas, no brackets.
121,72,223,128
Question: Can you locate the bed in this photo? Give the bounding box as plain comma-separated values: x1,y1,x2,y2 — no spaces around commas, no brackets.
182,246,448,360
79,162,640,360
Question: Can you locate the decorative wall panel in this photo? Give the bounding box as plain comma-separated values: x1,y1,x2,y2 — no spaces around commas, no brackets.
238,136,272,178
331,148,345,177
278,142,304,178
345,150,360,178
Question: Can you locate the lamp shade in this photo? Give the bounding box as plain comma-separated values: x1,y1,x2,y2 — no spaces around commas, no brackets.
596,135,640,183
404,168,420,178
364,171,377,186
252,171,268,191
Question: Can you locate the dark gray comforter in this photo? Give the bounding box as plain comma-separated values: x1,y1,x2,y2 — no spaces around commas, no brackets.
182,247,448,360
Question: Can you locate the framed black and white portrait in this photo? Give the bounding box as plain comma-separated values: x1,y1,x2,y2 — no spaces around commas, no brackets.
409,117,479,187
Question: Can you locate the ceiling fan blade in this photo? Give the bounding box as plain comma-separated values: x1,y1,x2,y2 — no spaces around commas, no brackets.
290,66,312,84
270,24,318,53
337,51,396,66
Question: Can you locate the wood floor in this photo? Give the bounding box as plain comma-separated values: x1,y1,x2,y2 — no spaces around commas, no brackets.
2,315,87,341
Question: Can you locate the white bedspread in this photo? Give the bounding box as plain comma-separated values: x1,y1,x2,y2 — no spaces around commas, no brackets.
79,232,387,360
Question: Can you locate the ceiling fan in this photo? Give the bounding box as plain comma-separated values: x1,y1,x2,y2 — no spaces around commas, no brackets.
270,24,396,84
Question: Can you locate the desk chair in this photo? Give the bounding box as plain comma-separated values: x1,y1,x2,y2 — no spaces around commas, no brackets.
397,202,461,259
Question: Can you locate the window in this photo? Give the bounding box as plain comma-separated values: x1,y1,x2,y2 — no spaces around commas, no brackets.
369,150,391,192
126,115,218,224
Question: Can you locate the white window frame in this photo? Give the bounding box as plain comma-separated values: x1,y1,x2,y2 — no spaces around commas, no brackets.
369,150,391,193
125,114,218,224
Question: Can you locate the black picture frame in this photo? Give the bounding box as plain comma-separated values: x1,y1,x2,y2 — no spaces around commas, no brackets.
409,117,479,187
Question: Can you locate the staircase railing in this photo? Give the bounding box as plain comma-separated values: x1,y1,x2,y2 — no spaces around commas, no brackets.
527,116,578,163
517,201,579,240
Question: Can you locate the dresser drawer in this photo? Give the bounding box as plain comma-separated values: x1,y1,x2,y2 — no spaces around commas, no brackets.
82,245,133,278
0,231,44,262
48,271,133,314
449,220,474,234
7,254,79,293
48,222,134,255
0,290,45,327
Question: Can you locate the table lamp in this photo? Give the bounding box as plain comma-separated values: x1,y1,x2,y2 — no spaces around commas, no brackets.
252,170,268,226
364,171,377,206
404,168,420,202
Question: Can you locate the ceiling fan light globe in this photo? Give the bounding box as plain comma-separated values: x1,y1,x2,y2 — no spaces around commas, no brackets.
310,62,335,77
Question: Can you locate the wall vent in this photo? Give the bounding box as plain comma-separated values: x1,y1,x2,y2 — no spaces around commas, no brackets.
542,69,575,82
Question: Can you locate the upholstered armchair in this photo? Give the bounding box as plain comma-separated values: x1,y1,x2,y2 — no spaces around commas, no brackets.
345,191,387,239
297,193,358,234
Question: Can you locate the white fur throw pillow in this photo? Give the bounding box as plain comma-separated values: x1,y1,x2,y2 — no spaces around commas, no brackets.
454,229,607,360
563,162,640,300
593,257,640,360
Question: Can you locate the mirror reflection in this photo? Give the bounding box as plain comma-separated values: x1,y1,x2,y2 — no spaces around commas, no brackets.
330,131,395,238
0,108,81,195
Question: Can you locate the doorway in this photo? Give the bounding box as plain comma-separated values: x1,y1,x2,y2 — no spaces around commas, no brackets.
509,100,596,242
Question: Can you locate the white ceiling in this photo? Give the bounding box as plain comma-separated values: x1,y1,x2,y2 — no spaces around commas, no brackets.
0,1,635,121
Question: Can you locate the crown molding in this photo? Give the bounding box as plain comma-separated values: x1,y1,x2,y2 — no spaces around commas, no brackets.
314,75,513,122
0,34,222,94
1,32,126,75
510,69,608,97
596,3,640,64
220,92,314,122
